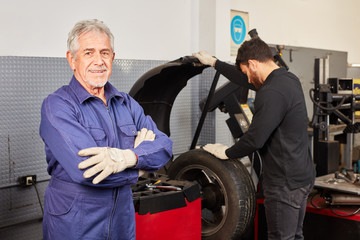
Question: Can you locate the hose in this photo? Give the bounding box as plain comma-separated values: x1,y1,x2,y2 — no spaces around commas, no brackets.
309,88,347,111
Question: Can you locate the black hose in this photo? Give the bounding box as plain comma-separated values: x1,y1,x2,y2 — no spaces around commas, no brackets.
34,184,44,215
309,191,328,210
309,88,347,111
330,206,360,217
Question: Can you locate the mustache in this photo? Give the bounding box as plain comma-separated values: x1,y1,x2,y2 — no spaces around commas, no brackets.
88,66,108,71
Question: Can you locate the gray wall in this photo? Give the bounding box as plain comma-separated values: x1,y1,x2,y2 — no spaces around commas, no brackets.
347,67,360,79
270,45,348,119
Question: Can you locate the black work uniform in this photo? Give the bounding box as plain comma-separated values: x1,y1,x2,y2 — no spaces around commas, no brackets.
215,60,316,240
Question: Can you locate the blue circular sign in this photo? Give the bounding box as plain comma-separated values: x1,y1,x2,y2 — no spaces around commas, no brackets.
231,15,246,45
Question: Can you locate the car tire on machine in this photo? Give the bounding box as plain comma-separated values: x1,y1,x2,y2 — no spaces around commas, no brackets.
167,149,256,240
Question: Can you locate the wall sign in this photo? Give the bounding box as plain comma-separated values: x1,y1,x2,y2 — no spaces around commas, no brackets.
230,10,249,56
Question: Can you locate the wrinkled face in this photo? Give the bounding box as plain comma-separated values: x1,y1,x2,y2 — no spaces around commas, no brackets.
240,62,262,89
67,31,115,89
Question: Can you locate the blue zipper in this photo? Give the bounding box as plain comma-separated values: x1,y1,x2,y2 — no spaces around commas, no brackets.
105,100,118,146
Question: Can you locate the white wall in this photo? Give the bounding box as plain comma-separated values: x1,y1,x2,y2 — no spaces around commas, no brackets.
1,0,360,63
0,0,193,60
229,0,360,64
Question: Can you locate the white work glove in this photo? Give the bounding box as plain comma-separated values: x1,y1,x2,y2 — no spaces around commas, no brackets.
134,128,156,177
203,143,229,160
134,128,155,148
192,51,217,67
78,147,137,184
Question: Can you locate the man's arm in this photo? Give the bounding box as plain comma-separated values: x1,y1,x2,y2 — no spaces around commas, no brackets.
193,51,256,90
76,95,173,184
40,92,172,186
40,94,101,185
226,89,287,158
202,89,288,160
214,60,256,91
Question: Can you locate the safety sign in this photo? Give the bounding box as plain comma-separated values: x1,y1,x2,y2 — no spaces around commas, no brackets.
230,10,249,56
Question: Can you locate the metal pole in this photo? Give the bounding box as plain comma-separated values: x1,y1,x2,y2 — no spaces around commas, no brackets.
190,71,221,149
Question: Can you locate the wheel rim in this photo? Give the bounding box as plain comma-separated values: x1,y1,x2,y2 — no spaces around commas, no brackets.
175,164,228,237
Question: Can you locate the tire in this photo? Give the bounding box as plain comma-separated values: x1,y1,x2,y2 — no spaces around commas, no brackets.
167,149,256,240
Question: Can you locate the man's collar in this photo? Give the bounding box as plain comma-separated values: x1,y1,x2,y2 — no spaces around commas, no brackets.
69,76,124,104
262,67,286,86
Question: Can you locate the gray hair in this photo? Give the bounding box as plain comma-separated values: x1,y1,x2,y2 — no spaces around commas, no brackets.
67,19,114,58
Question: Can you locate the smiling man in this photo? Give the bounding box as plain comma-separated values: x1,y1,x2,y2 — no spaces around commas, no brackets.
39,19,172,240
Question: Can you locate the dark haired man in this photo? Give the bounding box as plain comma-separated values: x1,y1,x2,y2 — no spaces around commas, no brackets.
193,38,315,240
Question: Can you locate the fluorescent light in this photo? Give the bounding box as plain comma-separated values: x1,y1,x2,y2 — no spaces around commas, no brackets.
349,63,360,67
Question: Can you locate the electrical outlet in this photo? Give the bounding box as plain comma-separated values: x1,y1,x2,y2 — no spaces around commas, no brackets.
18,175,37,186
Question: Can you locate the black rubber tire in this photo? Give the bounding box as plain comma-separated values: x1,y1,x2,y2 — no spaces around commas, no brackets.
167,149,256,240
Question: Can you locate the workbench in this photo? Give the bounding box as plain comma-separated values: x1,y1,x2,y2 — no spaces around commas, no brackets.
132,175,201,240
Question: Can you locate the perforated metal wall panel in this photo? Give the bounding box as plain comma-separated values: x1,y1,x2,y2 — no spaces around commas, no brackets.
0,56,219,239
0,57,71,237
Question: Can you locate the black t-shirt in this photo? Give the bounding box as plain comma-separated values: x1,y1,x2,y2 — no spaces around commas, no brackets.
215,60,315,190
